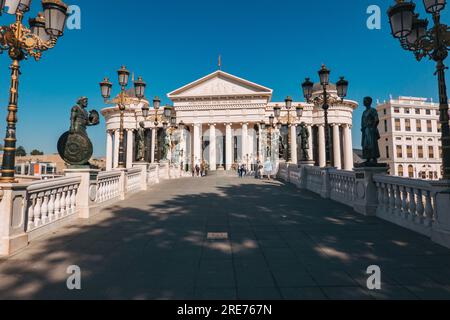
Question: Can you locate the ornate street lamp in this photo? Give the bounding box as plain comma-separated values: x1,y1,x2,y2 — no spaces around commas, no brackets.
0,0,68,183
302,65,349,167
388,0,450,180
272,96,304,162
100,66,147,169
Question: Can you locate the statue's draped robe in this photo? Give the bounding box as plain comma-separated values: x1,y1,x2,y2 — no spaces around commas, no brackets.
361,107,381,160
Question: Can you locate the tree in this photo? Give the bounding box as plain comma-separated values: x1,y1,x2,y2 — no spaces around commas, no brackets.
30,149,44,156
16,146,26,157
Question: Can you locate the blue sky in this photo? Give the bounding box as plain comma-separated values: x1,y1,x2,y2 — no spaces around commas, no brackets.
0,0,447,156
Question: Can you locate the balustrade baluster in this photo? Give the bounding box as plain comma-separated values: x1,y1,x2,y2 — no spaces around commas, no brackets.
395,185,402,216
48,191,55,222
388,184,395,215
424,190,434,226
409,187,417,220
401,186,409,218
60,190,66,216
34,195,42,228
27,194,36,231
65,187,71,215
54,190,61,219
416,189,425,224
41,192,49,225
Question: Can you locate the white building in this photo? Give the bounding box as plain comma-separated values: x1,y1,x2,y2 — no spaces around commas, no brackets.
101,70,357,172
377,96,442,180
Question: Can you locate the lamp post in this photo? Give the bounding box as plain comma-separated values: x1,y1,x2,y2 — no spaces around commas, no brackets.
100,66,147,169
302,65,349,167
0,0,69,183
273,96,304,162
387,0,450,180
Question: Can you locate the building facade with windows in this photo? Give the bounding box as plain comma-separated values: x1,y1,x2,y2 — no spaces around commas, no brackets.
377,96,442,180
102,70,358,172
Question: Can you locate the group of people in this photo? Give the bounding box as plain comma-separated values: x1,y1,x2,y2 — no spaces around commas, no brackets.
193,160,208,177
237,159,274,180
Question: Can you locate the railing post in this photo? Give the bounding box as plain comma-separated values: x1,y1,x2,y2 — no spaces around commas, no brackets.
320,167,331,199
0,183,29,256
431,181,450,249
353,166,388,216
64,169,100,219
133,162,149,191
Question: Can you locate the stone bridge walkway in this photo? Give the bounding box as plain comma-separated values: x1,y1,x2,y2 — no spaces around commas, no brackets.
1,176,450,300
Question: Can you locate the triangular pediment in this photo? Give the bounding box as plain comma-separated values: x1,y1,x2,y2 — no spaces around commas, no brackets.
168,70,273,99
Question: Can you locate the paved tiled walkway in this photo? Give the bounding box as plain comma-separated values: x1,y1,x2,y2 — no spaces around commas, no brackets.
1,176,450,300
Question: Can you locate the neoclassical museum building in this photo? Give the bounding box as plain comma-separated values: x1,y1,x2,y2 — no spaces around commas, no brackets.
101,70,357,172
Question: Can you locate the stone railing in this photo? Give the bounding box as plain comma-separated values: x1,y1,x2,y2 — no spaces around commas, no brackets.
26,177,81,239
329,169,356,206
96,171,122,204
0,162,187,256
126,167,143,194
374,175,435,237
277,162,450,249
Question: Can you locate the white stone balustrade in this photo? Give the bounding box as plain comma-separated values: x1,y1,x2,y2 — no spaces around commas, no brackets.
126,167,144,194
374,175,435,237
26,176,81,235
329,169,356,205
96,171,122,204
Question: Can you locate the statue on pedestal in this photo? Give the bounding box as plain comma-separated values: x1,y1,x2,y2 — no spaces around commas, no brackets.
298,122,310,161
57,97,100,167
161,133,170,161
361,96,381,165
135,121,146,162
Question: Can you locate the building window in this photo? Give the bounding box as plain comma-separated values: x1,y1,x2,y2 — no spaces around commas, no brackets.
395,119,401,131
383,109,387,115
407,145,413,158
429,146,435,159
438,122,442,133
426,109,431,115
398,165,404,177
405,108,410,114
384,120,388,132
408,165,414,178
439,146,442,158
394,108,400,113
396,145,403,158
416,119,422,132
415,109,421,115
427,120,433,132
405,119,411,131
418,146,424,158
386,146,390,159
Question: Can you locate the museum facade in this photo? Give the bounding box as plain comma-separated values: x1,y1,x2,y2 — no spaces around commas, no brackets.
101,70,358,172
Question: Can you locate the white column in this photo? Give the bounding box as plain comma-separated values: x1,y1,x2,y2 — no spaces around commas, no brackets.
226,124,232,170
343,124,354,170
258,124,264,162
113,129,120,169
106,130,113,171
151,128,156,163
209,124,217,171
241,123,248,162
290,125,298,164
318,125,326,167
332,124,342,169
308,125,314,162
126,129,134,168
193,124,201,164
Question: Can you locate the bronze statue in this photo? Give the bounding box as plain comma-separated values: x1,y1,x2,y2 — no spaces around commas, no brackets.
361,96,381,165
135,121,146,162
159,132,170,161
298,122,310,161
57,97,100,166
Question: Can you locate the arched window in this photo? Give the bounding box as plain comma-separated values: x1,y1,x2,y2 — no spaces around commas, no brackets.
398,165,404,177
408,165,414,178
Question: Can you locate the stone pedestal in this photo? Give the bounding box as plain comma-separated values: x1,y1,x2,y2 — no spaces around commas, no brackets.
353,166,388,216
133,162,149,191
431,180,450,249
0,183,29,256
299,160,315,167
64,168,100,219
